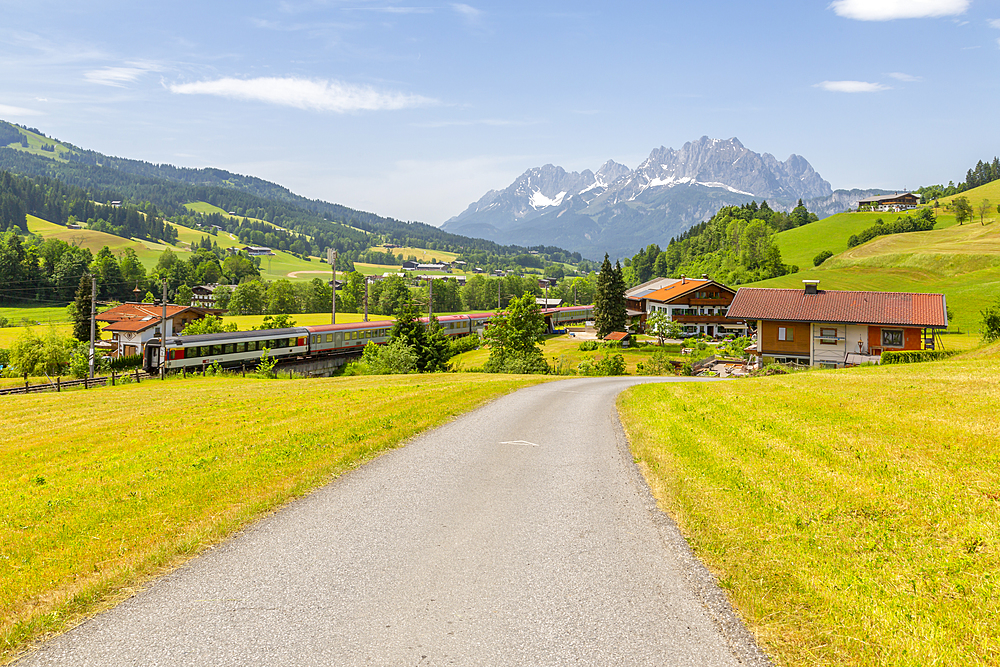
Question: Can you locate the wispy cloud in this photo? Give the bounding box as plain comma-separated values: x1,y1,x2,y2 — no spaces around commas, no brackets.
169,76,436,112
84,64,159,87
0,103,42,116
887,72,921,82
815,80,890,93
452,3,481,21
830,0,970,21
991,19,1000,28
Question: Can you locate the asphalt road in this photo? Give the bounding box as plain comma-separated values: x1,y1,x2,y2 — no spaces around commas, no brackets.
17,376,769,666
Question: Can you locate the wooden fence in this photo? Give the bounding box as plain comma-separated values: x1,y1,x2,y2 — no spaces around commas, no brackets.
0,369,154,396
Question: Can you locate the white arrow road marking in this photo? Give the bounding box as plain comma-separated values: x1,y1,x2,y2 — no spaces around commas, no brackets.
500,440,540,447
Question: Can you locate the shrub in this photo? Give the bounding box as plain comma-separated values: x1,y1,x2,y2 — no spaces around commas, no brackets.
110,353,142,372
578,340,600,351
981,297,1000,343
637,348,675,376
880,350,957,365
358,339,418,375
578,354,626,376
813,250,833,266
449,334,480,356
484,350,549,374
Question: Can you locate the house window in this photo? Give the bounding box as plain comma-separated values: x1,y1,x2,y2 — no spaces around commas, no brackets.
819,327,838,345
882,329,904,347
778,327,793,342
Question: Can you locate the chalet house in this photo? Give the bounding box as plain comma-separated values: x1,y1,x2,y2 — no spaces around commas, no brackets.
243,246,275,257
725,280,948,368
604,331,632,347
641,276,741,338
97,302,224,358
857,192,920,213
625,277,683,327
191,284,223,308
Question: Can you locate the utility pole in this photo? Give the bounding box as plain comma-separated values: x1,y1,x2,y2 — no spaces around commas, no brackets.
364,277,369,322
498,278,502,310
428,278,433,320
574,282,578,306
88,275,96,379
160,280,167,380
328,248,337,324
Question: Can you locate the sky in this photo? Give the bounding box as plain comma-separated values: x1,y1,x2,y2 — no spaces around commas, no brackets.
0,0,998,225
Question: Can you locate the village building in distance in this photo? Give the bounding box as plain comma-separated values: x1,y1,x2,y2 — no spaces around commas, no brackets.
856,192,920,213
725,280,948,368
96,302,224,358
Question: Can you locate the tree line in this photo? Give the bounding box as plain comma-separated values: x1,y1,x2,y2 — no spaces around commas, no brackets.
916,156,1000,201
620,200,809,288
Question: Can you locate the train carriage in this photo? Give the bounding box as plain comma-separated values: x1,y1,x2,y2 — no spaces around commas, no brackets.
143,327,310,374
304,320,395,355
418,314,472,338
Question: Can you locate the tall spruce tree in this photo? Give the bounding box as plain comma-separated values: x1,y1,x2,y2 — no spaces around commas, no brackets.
71,274,92,342
594,254,626,338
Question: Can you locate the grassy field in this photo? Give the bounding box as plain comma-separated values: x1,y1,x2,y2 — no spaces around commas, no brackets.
0,372,552,662
450,331,686,373
619,348,1000,666
183,202,313,241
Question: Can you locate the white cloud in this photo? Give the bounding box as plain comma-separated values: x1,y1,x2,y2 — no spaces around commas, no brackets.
169,77,436,112
413,118,538,128
84,66,156,87
815,80,890,93
452,3,481,20
0,103,42,116
830,0,970,21
887,72,921,82
990,19,1000,28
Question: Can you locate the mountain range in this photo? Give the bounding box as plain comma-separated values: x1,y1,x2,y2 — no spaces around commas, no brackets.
443,137,890,258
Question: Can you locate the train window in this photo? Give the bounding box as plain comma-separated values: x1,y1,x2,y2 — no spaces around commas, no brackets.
187,347,198,358
326,333,333,343
224,344,235,354
212,345,223,356
287,337,295,347
236,342,246,353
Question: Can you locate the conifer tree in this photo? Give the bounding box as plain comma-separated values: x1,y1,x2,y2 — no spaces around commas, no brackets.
71,274,92,342
594,254,626,338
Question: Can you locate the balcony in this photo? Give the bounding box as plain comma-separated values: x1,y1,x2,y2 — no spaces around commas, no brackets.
672,315,731,324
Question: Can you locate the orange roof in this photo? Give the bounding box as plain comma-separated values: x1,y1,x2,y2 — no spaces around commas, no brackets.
644,279,734,304
726,288,948,328
604,331,630,341
97,302,220,323
103,318,161,333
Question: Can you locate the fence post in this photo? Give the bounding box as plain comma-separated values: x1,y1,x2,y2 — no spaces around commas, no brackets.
111,371,116,387
135,368,140,384
56,377,60,392
84,376,88,390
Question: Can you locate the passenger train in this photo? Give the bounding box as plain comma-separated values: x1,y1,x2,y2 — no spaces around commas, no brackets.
142,305,594,374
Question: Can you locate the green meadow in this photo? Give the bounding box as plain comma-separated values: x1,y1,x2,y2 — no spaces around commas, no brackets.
619,346,1000,666
0,373,551,661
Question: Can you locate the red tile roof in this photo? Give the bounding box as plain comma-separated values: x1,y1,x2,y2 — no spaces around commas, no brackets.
103,318,161,333
604,331,630,341
644,279,735,304
726,288,948,327
96,303,221,323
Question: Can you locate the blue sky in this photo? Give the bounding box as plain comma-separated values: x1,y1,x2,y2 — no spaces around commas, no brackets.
0,0,997,225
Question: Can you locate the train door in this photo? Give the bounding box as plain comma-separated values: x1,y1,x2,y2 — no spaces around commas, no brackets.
143,339,160,374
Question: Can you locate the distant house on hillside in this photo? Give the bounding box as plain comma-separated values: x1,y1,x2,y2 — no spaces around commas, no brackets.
857,193,919,213
243,246,275,257
725,280,948,368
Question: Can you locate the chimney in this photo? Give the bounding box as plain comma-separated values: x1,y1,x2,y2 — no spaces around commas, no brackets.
681,275,686,284
701,273,709,280
803,279,820,295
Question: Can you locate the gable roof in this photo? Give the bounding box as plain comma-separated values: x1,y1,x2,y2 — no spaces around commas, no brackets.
604,331,630,341
726,288,948,328
96,302,221,324
644,279,735,304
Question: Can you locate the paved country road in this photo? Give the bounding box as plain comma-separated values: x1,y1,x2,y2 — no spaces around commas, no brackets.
17,377,770,667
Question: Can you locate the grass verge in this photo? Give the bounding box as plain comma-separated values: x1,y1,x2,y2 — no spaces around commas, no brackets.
0,372,550,662
618,357,1000,666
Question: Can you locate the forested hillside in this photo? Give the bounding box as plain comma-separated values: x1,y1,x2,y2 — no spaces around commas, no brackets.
0,120,579,265
621,200,815,287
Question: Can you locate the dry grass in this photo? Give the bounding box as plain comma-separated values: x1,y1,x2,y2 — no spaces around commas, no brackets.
0,372,550,662
619,356,1000,666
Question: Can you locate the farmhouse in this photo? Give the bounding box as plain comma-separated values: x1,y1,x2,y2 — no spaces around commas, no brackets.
725,280,948,368
639,276,741,337
856,192,920,213
243,246,275,257
97,302,224,358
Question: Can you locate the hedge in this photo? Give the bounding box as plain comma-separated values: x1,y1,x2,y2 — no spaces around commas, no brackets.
109,353,143,372
880,349,957,365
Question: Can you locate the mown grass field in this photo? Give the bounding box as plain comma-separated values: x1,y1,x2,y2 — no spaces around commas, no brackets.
618,348,1000,666
0,372,552,662
449,332,686,373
